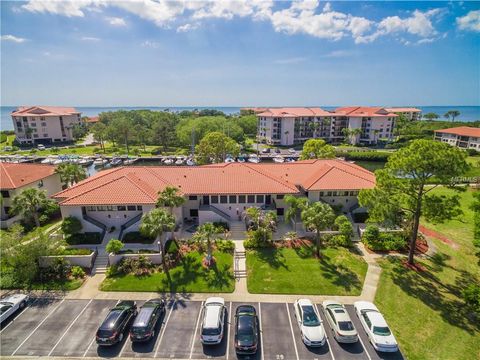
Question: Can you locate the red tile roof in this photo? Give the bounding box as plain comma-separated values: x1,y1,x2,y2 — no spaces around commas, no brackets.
257,107,334,117
435,126,480,138
84,116,99,123
53,160,375,206
335,106,397,118
11,106,80,117
385,107,422,113
0,163,57,190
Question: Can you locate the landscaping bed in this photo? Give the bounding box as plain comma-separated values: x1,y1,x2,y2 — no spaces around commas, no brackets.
100,250,234,293
65,232,102,245
122,231,156,244
246,245,367,295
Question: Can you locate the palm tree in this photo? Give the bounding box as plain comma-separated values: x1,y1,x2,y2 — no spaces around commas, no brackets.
11,188,49,228
284,195,308,231
246,207,277,244
139,208,175,271
350,128,362,144
444,110,460,122
55,163,87,188
301,202,335,258
284,130,290,145
192,223,222,267
156,186,185,242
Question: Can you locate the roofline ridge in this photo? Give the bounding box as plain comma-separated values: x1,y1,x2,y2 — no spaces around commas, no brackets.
304,164,335,189
123,173,158,202
324,161,375,184
330,159,376,178
242,163,298,191
0,163,15,188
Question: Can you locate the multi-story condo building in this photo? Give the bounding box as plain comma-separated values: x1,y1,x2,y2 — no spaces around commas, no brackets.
434,126,480,151
385,107,422,121
11,106,82,145
257,107,397,146
53,160,375,237
1,163,63,228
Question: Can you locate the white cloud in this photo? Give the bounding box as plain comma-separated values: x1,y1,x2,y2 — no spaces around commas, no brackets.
457,10,480,32
106,16,126,26
22,0,102,17
81,36,100,41
321,50,354,58
177,23,199,33
141,40,159,48
274,57,307,64
1,34,28,43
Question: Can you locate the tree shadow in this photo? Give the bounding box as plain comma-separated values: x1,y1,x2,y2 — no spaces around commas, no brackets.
158,254,201,293
317,257,362,293
204,262,234,290
387,257,480,335
253,248,288,270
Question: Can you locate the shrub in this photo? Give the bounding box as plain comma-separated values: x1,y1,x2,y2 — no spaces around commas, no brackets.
328,234,352,247
216,240,235,253
362,225,407,251
352,212,369,223
165,240,179,254
58,248,92,255
117,255,154,276
244,230,273,249
61,216,83,236
343,151,391,162
65,232,102,245
42,258,70,282
334,215,354,244
106,265,119,278
39,214,50,225
467,148,479,156
0,133,7,143
106,239,124,254
122,231,155,244
213,221,230,231
70,266,86,279
463,284,480,314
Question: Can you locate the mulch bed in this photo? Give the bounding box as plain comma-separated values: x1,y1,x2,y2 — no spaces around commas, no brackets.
363,236,429,255
418,225,459,249
401,258,427,272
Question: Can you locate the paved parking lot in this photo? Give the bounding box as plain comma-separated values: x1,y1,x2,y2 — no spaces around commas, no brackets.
0,298,404,360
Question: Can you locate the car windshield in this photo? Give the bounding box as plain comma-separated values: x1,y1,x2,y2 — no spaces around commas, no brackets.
238,316,254,336
338,321,355,331
202,327,221,336
0,304,13,314
302,306,320,327
99,310,122,330
373,326,391,336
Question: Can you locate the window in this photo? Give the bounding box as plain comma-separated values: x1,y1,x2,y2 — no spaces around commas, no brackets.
349,191,356,196
343,191,349,196
127,205,136,211
319,191,324,197
117,205,126,211
332,191,338,196
229,195,236,203
1,190,9,198
86,206,96,211
137,205,143,211
247,195,255,203
190,209,198,217
97,206,106,211
238,195,246,203
327,191,332,196
41,122,47,127
276,194,284,199
33,134,38,138
211,196,219,204
220,195,228,204
107,205,114,211
30,122,37,127
189,195,198,201
43,134,49,137
256,195,264,203
277,208,284,216
16,121,22,128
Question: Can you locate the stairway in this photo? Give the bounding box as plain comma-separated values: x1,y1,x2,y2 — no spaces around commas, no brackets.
229,221,246,240
92,255,109,275
234,249,247,279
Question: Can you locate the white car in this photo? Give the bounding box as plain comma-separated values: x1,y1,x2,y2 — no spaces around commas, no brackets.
288,148,296,154
37,144,46,150
0,294,29,323
354,301,398,352
200,297,226,345
322,301,358,343
293,299,326,347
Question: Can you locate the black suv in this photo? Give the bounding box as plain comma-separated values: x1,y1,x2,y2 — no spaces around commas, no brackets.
129,299,165,342
234,305,259,355
96,301,137,346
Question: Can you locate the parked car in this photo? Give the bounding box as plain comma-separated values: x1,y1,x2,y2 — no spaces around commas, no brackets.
288,148,296,154
261,148,271,154
0,294,29,324
37,144,46,150
234,305,258,355
130,299,165,342
354,301,398,352
274,148,281,154
321,301,358,343
293,299,326,347
200,297,226,345
96,301,137,346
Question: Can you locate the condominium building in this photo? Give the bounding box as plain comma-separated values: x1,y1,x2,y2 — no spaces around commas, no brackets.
11,106,82,145
385,107,422,121
257,107,397,146
434,126,480,151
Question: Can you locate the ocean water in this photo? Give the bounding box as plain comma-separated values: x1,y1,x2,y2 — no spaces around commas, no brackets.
1,105,479,131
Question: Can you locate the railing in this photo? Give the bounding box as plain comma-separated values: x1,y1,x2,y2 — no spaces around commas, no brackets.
119,213,143,240
91,247,99,269
199,204,231,220
82,213,107,239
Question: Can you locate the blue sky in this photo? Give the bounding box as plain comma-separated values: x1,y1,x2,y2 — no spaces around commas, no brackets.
1,1,479,107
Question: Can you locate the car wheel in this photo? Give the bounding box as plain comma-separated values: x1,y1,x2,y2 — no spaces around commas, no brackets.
19,301,26,309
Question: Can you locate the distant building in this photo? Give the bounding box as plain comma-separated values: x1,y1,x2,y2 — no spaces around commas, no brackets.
83,116,99,124
11,106,82,145
434,126,480,151
385,107,422,121
257,106,397,146
0,163,62,228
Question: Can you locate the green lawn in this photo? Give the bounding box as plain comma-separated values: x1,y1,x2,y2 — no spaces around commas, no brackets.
353,160,386,172
246,246,368,295
375,186,480,360
465,156,480,178
100,251,234,293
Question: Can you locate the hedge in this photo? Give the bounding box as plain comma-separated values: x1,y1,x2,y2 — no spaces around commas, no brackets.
362,225,407,251
343,151,391,162
65,232,102,245
122,231,156,244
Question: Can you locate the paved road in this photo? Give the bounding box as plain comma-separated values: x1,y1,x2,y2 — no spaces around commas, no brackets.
0,298,404,360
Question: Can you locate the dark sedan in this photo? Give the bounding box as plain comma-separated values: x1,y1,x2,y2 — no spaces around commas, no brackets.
96,301,137,346
130,299,165,342
234,305,259,355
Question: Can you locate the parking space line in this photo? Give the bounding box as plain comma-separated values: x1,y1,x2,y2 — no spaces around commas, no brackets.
258,302,264,360
11,298,65,356
285,303,300,360
82,336,96,358
118,331,130,357
0,297,38,334
314,304,335,360
154,299,176,358
357,333,372,360
226,301,232,360
47,299,93,356
188,301,204,360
